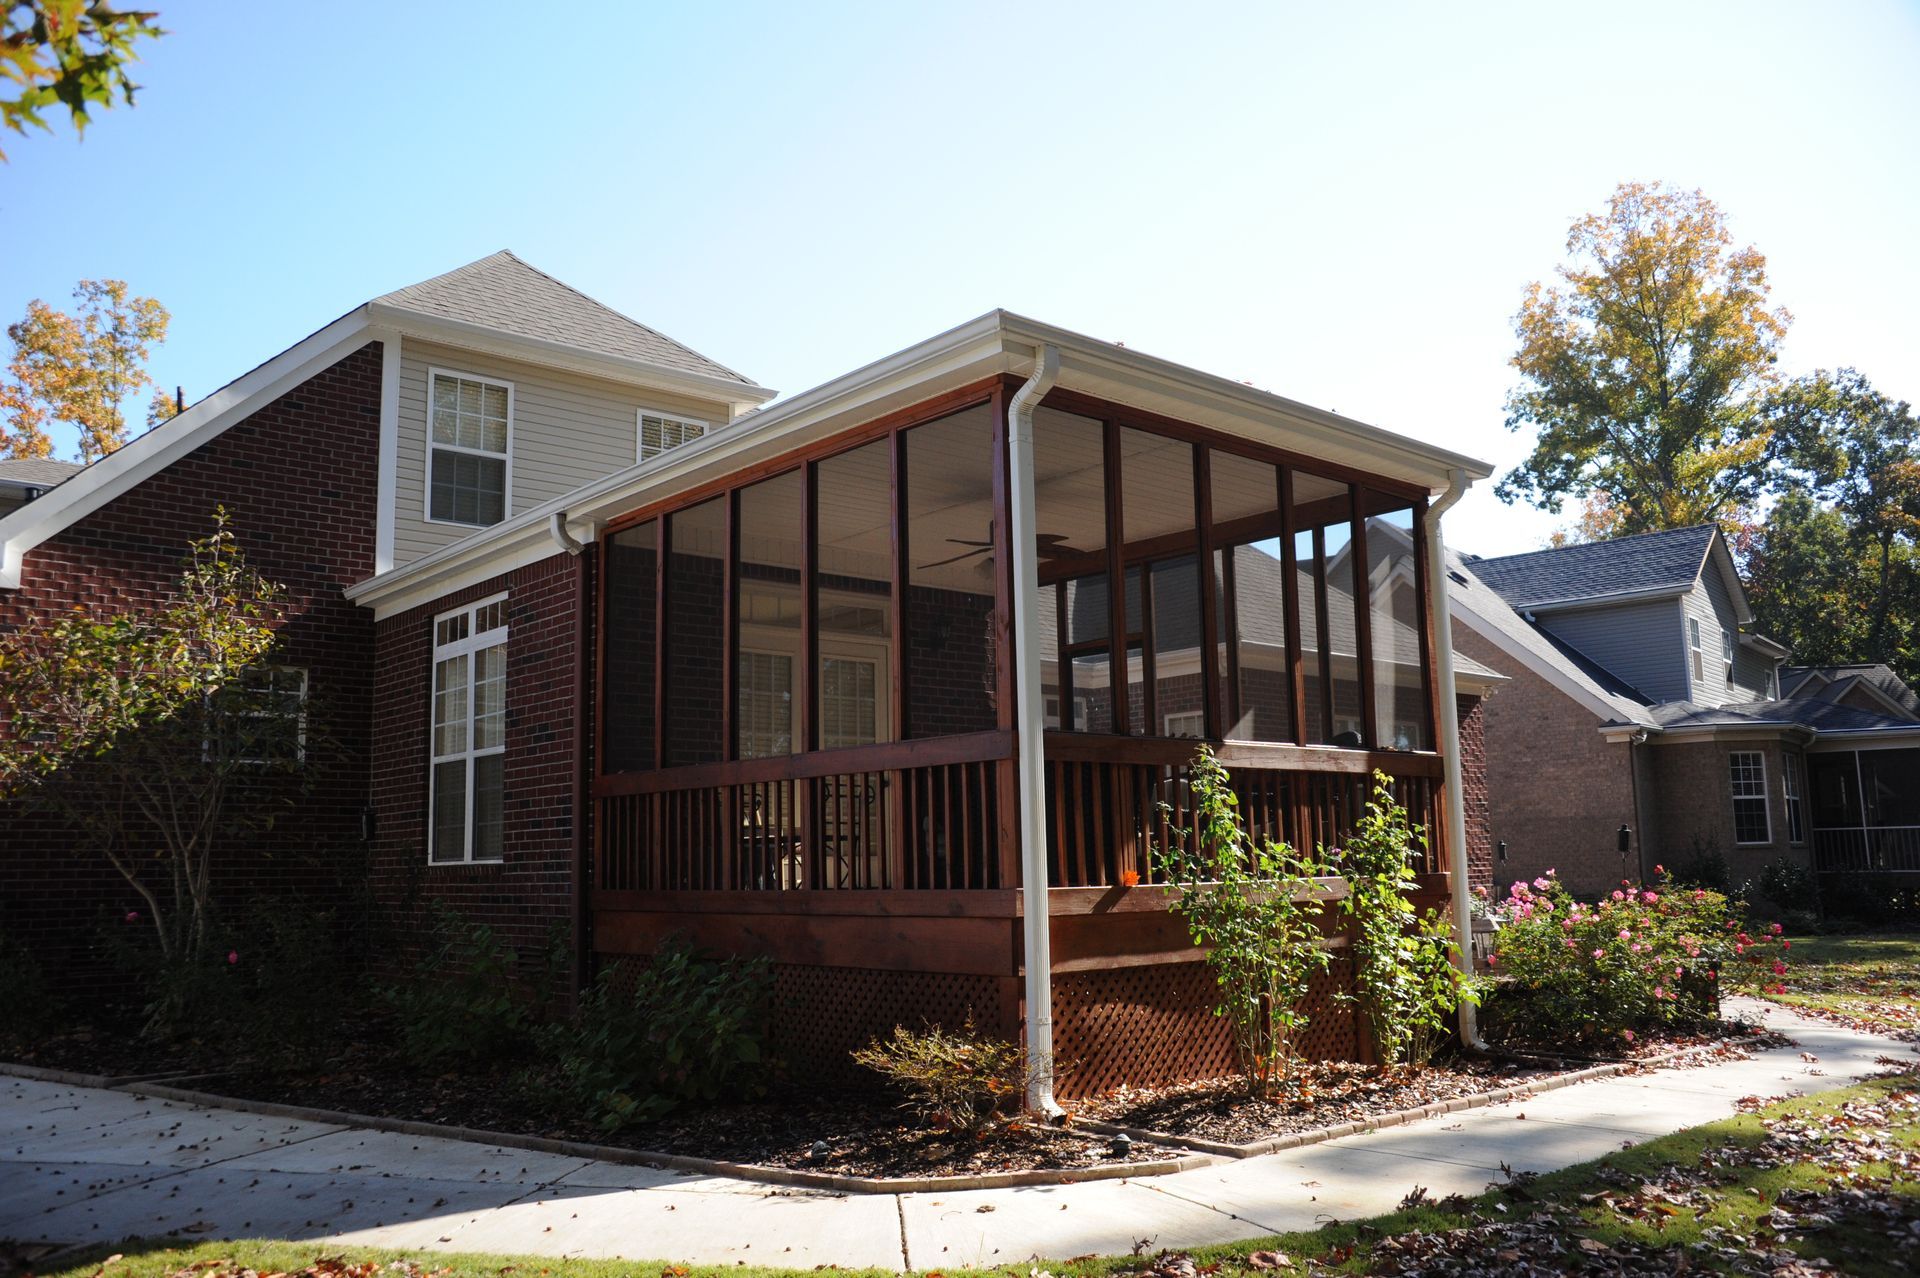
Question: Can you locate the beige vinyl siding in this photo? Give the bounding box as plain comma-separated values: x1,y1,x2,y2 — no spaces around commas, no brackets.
393,339,733,566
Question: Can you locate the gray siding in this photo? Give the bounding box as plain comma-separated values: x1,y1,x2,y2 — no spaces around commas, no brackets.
392,338,734,566
1686,567,1774,706
1536,598,1688,702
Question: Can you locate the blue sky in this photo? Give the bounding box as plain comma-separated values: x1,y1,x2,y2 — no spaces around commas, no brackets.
4,0,1917,554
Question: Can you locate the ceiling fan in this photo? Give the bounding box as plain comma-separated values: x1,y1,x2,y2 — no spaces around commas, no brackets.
917,523,1083,571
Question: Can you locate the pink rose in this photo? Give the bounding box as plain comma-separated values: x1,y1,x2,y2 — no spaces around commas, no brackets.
124,910,140,923
1612,890,1626,901
1618,929,1631,941
1622,1029,1636,1043
1533,876,1551,891
1642,891,1658,904
1772,961,1787,976
227,950,239,965
1592,949,1605,959
1487,953,1499,967
1654,985,1667,999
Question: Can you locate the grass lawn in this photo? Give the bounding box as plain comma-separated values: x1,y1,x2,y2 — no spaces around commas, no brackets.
27,1073,1920,1278
1735,930,1920,1037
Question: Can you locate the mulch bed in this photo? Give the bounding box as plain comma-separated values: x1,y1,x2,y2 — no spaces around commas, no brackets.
212,1062,1169,1179
0,1023,230,1081
1077,1055,1563,1145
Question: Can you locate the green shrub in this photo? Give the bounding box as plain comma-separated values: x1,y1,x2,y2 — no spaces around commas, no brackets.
382,902,530,1067
1668,841,1732,893
1752,857,1817,911
1482,869,1790,1049
1156,746,1330,1096
552,939,772,1130
1330,772,1479,1069
853,1017,1026,1136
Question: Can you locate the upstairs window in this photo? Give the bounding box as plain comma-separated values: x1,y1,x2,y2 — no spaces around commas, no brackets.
1723,630,1735,684
1729,750,1771,845
430,596,508,864
639,411,710,461
428,371,511,526
1689,618,1704,685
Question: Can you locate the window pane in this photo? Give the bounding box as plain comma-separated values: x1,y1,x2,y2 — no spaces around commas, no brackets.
1149,556,1202,738
905,405,997,738
472,754,504,860
1364,504,1430,750
816,440,894,746
664,498,727,767
430,451,506,526
472,644,506,750
1226,542,1294,742
737,471,803,758
433,654,469,757
431,759,467,862
1034,408,1110,733
603,521,657,773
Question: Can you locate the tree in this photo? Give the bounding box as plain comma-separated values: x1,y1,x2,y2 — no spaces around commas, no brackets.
0,511,296,993
0,278,170,460
1744,492,1887,676
1764,369,1920,668
1499,182,1790,534
1,2,163,161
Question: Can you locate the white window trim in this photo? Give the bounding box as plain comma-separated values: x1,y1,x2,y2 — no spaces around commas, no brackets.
1163,709,1206,739
1688,617,1705,687
1728,749,1772,847
423,367,515,529
429,593,509,865
203,665,309,766
637,409,711,463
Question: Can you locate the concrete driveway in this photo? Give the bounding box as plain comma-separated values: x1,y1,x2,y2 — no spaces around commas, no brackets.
3,999,1911,1271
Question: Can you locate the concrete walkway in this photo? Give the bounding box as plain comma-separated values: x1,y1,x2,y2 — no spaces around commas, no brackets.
3,999,1913,1271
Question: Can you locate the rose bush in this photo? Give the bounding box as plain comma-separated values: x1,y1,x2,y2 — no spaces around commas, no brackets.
1478,866,1789,1049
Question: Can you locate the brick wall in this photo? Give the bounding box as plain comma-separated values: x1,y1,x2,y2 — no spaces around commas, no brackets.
369,548,586,975
1454,627,1640,897
1457,692,1492,893
0,341,385,977
1646,737,1807,879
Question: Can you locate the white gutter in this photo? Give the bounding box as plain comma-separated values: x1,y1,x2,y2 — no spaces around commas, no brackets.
1423,467,1489,1052
1009,342,1063,1116
548,510,585,556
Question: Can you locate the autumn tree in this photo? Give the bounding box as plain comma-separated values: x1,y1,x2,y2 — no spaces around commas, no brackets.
1757,369,1920,676
1499,182,1790,534
0,278,170,460
1,2,163,160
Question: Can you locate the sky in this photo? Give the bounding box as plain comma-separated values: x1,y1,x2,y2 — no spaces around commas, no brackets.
3,0,1917,555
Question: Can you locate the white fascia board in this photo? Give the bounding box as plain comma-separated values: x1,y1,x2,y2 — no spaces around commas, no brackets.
0,311,375,589
997,313,1494,492
1644,721,1809,744
348,313,1016,616
366,303,777,409
1808,727,1920,749
1740,631,1790,658
373,328,402,576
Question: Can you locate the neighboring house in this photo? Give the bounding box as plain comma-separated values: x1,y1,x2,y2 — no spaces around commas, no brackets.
1390,524,1920,896
0,459,82,519
1,251,1496,1092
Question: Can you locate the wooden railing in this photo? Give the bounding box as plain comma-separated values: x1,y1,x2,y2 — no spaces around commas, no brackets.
1812,825,1920,874
1042,734,1443,889
595,730,1014,892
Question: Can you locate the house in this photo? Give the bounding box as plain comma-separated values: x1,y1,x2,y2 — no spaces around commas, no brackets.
1405,524,1920,897
1,252,1496,1097
0,459,82,519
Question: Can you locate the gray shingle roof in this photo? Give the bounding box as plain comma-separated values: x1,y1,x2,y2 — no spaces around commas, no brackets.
1467,524,1716,610
374,251,759,387
1780,664,1920,721
0,458,83,487
1648,696,1916,733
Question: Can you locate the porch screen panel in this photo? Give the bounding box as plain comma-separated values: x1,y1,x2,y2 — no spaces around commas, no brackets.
1291,472,1353,745
1120,427,1197,736
904,404,997,737
1032,407,1109,731
602,520,657,774
663,498,727,767
736,470,804,758
1210,450,1292,742
815,440,895,747
1365,502,1431,750
1861,748,1920,827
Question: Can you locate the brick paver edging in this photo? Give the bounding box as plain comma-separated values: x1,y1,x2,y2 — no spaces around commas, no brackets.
1073,1047,1716,1159
107,1077,1219,1195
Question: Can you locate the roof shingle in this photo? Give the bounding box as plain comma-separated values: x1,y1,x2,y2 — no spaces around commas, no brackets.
0,458,84,487
1467,525,1716,610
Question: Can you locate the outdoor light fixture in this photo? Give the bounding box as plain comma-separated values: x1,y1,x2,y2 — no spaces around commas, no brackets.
1109,1132,1133,1158
1617,824,1632,854
1496,840,1507,862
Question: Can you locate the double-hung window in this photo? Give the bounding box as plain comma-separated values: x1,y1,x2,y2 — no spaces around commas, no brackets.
1783,753,1807,846
639,411,710,461
206,666,308,766
1722,630,1735,685
1688,618,1705,684
428,371,511,526
1729,750,1771,846
430,596,508,864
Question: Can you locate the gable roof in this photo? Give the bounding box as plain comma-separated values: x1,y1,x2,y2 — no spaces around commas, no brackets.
0,252,776,589
1648,695,1917,735
1466,524,1717,612
372,251,757,387
0,458,83,487
1780,663,1920,722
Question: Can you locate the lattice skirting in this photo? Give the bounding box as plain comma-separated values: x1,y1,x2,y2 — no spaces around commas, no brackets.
1051,956,1361,1099
768,964,1020,1090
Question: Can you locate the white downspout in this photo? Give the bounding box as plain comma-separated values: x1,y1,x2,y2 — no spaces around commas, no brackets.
1009,343,1064,1115
1424,467,1489,1051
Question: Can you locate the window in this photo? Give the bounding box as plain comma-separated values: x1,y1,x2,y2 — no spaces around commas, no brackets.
430,596,508,864
1689,618,1704,684
210,666,307,765
1164,710,1206,738
428,371,511,526
1723,630,1735,684
821,656,879,749
1783,752,1807,846
639,412,709,461
1729,750,1771,845
737,650,794,759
